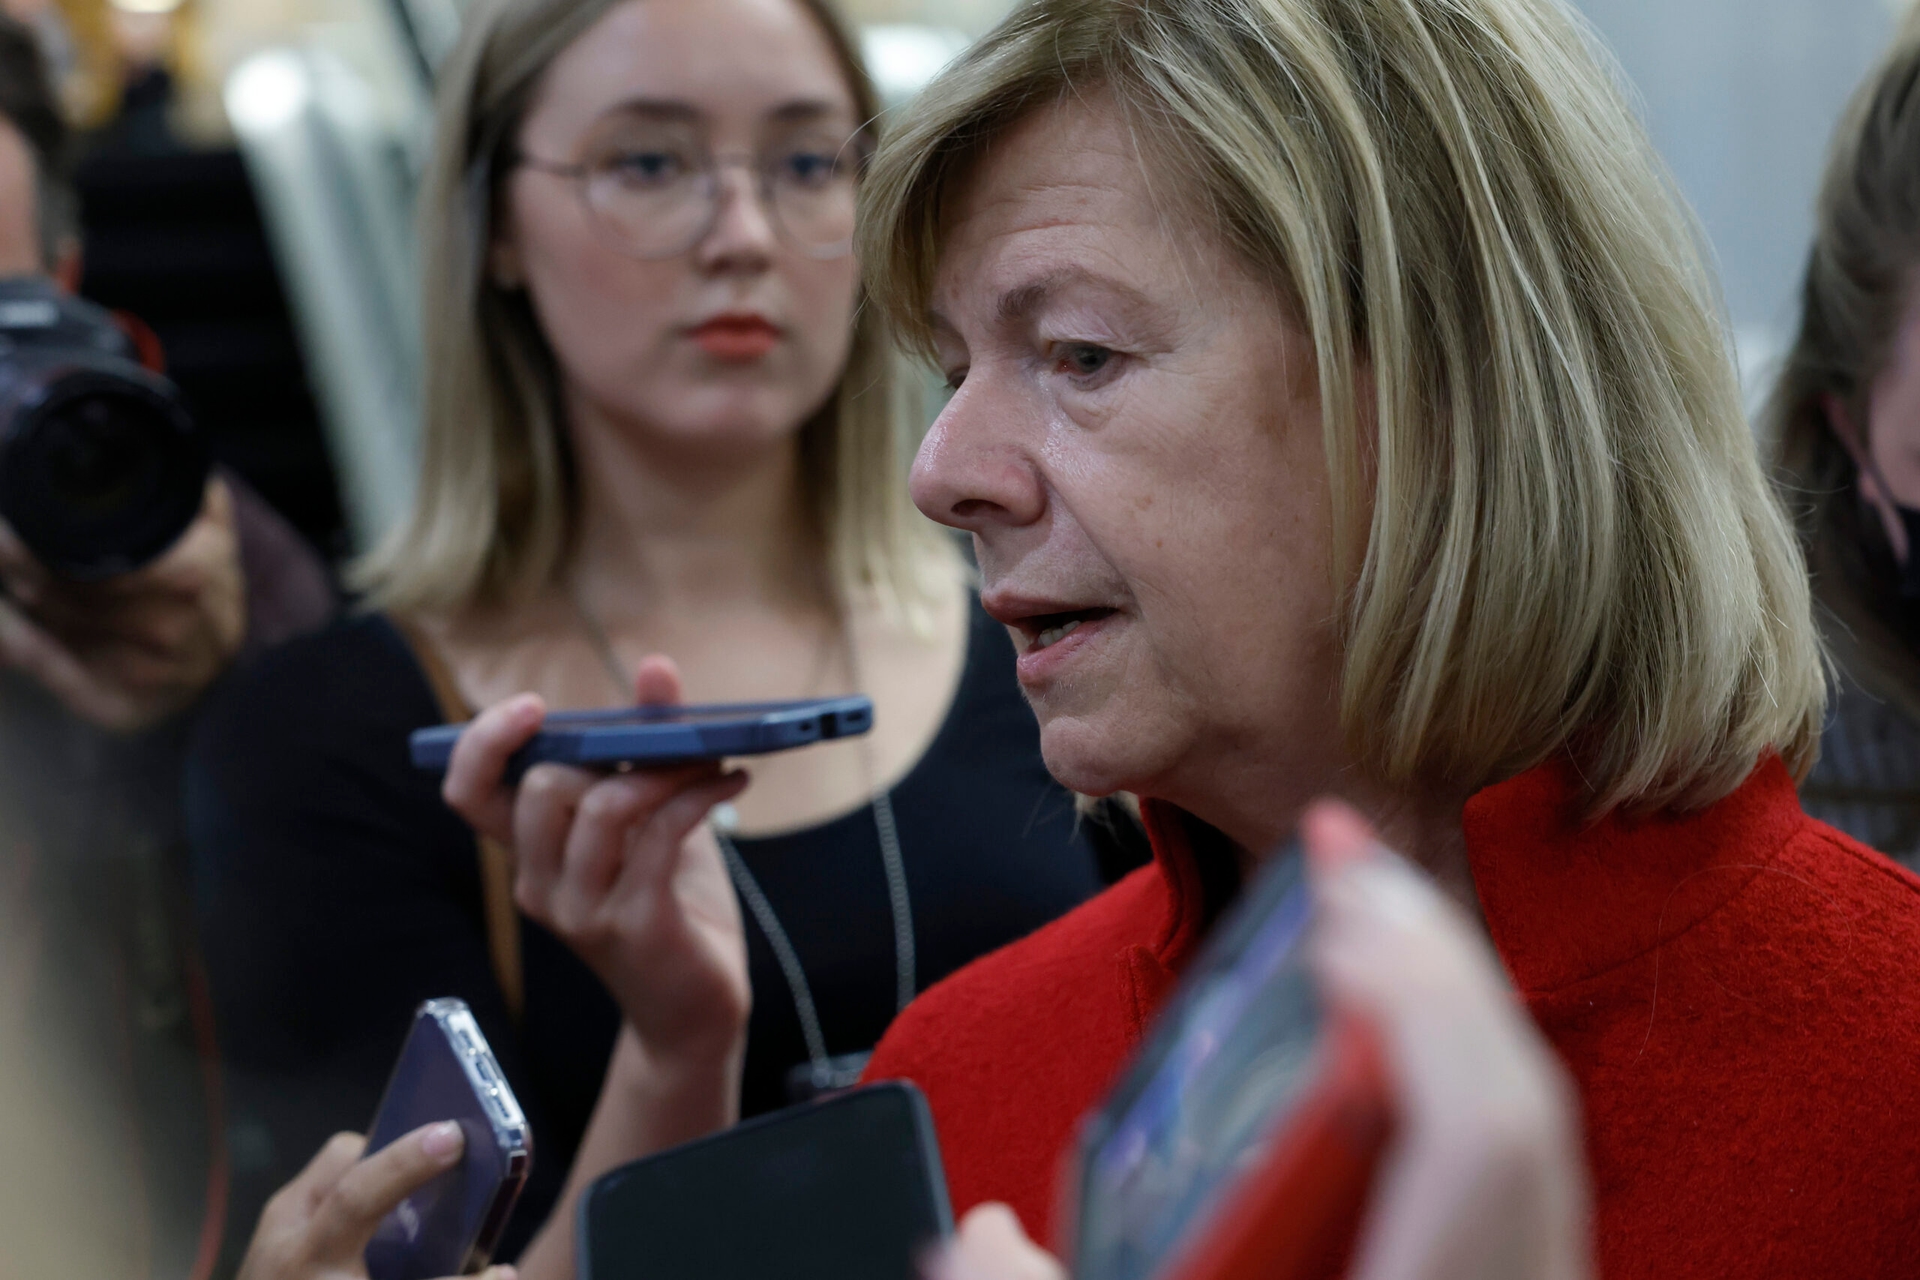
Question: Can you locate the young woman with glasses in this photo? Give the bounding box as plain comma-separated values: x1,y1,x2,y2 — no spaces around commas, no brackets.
185,0,1116,1271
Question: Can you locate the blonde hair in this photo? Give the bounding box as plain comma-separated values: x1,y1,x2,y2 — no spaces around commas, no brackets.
355,0,948,618
1767,10,1920,721
861,0,1824,813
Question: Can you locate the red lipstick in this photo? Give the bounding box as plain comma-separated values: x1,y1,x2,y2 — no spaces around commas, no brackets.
690,313,781,361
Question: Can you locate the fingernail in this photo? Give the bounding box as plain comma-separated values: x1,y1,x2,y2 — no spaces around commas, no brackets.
485,1268,518,1280
421,1120,464,1162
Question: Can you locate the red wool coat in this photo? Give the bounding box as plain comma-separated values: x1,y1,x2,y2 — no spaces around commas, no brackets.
864,757,1920,1277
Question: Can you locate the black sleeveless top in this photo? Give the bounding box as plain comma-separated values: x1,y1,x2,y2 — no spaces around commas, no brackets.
186,598,1120,1264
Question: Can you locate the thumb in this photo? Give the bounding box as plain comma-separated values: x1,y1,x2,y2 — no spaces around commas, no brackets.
633,653,685,707
1300,798,1380,881
306,1120,466,1262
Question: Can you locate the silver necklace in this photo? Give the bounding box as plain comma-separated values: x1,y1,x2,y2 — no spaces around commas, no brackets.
570,588,916,1096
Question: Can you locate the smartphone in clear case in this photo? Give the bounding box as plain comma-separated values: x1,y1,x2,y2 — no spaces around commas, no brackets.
363,998,532,1280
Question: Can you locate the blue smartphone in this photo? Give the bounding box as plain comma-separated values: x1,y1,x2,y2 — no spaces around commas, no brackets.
363,999,533,1280
578,1082,951,1280
408,695,875,776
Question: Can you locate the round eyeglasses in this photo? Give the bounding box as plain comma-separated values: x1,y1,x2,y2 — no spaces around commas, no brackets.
514,121,872,262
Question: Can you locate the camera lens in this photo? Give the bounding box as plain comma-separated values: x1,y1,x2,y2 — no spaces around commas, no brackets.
41,392,159,519
0,366,208,580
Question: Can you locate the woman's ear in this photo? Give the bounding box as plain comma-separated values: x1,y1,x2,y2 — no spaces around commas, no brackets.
1825,391,1912,562
1824,392,1873,474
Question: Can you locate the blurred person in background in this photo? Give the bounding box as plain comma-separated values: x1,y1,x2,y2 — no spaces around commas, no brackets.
440,0,1920,1274
1771,7,1920,866
0,8,332,741
187,0,1122,1268
0,11,333,1275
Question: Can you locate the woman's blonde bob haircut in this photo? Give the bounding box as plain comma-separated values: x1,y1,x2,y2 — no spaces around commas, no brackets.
355,0,945,618
860,0,1825,812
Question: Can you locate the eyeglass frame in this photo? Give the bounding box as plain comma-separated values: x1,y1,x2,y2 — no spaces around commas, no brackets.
507,129,873,263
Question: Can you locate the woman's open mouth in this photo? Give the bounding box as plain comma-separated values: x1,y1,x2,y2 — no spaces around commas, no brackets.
1019,607,1117,654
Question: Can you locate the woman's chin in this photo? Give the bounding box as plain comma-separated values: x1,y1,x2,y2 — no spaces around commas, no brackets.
1036,715,1166,801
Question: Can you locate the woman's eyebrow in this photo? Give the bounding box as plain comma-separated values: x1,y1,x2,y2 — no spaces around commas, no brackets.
596,98,851,126
766,100,849,124
997,267,1156,325
600,98,702,123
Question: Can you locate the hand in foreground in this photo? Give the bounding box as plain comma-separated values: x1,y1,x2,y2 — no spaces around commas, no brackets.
0,477,245,732
1304,800,1590,1280
238,1123,515,1280
926,801,1590,1280
442,654,751,1069
926,1204,1064,1280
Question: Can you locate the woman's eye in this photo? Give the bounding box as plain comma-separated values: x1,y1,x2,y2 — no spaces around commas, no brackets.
608,150,684,184
777,150,838,187
1058,345,1114,378
944,368,968,391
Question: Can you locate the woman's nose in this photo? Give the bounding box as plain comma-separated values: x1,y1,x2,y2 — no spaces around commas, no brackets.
910,380,1048,533
692,165,777,273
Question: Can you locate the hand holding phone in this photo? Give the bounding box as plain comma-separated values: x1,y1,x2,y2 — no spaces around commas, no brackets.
1067,838,1392,1280
359,1000,532,1280
235,1123,512,1280
1303,803,1590,1280
1058,801,1587,1280
441,659,754,1075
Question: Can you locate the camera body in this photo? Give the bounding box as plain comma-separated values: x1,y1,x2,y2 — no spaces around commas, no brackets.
0,276,207,580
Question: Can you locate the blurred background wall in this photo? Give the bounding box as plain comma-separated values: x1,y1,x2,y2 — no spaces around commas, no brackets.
1575,0,1903,396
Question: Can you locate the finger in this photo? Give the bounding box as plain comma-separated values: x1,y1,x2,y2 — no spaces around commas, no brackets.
202,474,235,531
1315,848,1587,1280
309,1120,465,1261
926,1204,1065,1280
1301,798,1380,879
513,763,597,914
633,653,684,706
65,634,210,692
608,769,751,901
553,765,725,916
29,595,203,652
275,1131,367,1218
444,694,548,843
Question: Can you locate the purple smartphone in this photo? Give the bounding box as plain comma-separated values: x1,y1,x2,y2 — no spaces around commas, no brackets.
363,999,533,1280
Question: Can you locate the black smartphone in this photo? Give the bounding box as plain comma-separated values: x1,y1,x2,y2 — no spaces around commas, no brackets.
579,1082,952,1280
363,998,533,1280
409,695,874,776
